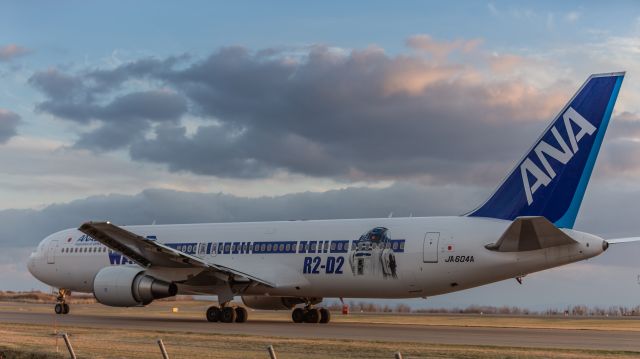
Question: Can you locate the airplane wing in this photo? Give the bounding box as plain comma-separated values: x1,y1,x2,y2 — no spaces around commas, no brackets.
78,221,288,288
606,237,640,244
485,216,577,252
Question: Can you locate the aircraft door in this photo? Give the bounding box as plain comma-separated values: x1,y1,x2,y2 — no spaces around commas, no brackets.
47,239,58,264
423,232,439,263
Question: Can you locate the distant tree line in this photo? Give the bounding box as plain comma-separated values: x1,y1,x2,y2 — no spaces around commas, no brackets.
326,300,640,317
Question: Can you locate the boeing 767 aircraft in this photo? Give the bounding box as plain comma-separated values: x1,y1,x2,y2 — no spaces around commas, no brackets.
28,72,638,324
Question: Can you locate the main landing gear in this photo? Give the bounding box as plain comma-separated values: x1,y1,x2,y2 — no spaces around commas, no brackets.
206,302,248,323
54,288,70,315
291,306,331,324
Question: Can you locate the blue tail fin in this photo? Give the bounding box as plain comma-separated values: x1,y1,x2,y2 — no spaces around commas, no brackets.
467,72,624,228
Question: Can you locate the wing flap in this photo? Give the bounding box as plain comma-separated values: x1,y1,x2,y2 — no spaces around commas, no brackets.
486,216,578,252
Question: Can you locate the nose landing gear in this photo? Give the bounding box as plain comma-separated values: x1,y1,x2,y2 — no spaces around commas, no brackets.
206,302,248,323
54,288,70,315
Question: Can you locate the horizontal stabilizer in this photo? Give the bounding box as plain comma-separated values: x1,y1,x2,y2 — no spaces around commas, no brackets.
486,216,577,252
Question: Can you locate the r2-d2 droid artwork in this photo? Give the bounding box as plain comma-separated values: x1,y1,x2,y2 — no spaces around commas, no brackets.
349,227,397,279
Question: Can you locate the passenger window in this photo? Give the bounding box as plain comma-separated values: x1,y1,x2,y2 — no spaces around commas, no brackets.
278,244,284,252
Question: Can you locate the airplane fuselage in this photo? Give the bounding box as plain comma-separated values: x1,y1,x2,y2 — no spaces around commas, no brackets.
28,216,606,299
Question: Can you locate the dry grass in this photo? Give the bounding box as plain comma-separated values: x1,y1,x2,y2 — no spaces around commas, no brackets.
2,301,640,358
1,322,638,359
0,291,95,304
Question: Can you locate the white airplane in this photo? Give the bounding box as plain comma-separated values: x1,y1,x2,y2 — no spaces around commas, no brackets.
28,72,637,324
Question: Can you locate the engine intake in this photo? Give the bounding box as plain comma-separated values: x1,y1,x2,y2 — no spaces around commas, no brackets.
93,266,177,307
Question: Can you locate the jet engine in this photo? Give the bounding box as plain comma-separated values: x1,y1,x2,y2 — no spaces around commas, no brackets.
93,266,177,307
241,296,318,310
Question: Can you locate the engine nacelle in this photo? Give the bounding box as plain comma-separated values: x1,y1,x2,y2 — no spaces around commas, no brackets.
93,266,177,307
241,296,316,310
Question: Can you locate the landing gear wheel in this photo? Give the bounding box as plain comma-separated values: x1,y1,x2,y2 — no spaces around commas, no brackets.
304,308,321,323
319,308,330,323
292,308,305,323
221,306,237,323
54,288,70,315
235,307,248,323
206,306,221,322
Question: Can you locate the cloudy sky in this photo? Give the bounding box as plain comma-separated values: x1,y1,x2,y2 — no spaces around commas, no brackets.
1,1,640,308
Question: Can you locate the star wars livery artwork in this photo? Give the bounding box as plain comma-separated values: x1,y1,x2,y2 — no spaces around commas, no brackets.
349,227,399,279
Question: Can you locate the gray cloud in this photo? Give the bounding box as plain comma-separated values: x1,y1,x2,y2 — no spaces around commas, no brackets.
0,44,29,62
29,69,84,102
0,109,21,143
29,40,575,182
1,183,481,248
3,179,639,249
30,67,188,151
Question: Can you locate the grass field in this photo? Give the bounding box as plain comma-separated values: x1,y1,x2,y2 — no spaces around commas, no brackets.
2,300,640,358
2,322,640,359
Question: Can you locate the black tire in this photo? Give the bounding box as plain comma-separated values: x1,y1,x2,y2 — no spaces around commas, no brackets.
54,303,63,315
62,303,70,315
235,307,248,323
206,306,221,322
221,307,237,323
292,308,305,323
304,308,321,323
319,308,330,323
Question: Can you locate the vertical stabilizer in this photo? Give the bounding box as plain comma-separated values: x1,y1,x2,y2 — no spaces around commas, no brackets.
468,73,624,228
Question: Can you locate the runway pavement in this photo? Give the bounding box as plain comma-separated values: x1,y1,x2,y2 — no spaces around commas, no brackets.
1,310,639,352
